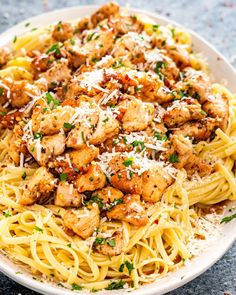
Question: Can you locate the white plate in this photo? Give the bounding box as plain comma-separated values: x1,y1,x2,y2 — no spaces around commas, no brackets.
0,5,236,295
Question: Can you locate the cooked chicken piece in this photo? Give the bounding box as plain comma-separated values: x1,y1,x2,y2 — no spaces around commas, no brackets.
52,22,73,42
8,124,26,165
92,186,124,208
0,110,24,130
89,110,119,145
67,30,114,68
19,167,56,205
163,98,206,128
75,164,106,192
0,47,12,67
109,154,142,194
107,194,149,226
63,203,100,239
54,181,82,207
32,105,75,135
94,231,124,256
100,136,132,153
90,1,120,26
165,44,190,68
31,53,55,73
68,145,99,169
28,133,65,166
163,134,212,177
39,59,71,87
10,81,39,108
66,107,99,149
76,17,92,32
173,117,221,142
141,166,173,202
203,93,229,131
112,32,150,64
121,98,154,132
109,15,144,35
175,67,211,103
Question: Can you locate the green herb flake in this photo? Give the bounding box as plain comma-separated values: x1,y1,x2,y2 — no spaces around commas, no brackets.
105,280,125,290
63,122,75,130
220,213,236,224
108,198,123,211
154,61,167,80
33,132,43,141
34,226,43,233
119,260,134,275
108,239,116,247
94,237,106,246
131,140,145,150
91,195,104,209
87,32,96,42
25,22,30,27
0,111,7,116
91,288,98,292
46,43,61,55
152,24,160,31
21,171,27,180
67,243,72,248
13,35,17,43
45,92,60,108
200,109,207,115
60,173,67,181
0,88,3,96
81,131,86,144
3,211,11,218
112,60,125,69
169,153,179,163
71,283,83,291
154,132,168,141
123,158,133,167
89,177,94,182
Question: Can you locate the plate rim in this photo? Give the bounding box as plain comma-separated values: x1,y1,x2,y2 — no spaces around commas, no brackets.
0,4,235,295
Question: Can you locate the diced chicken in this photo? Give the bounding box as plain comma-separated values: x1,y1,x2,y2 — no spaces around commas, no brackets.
141,166,173,202
67,30,114,68
66,108,99,149
28,133,65,166
8,124,26,165
90,1,120,26
68,145,99,169
92,186,124,207
107,194,149,226
165,44,190,68
31,54,55,72
163,98,206,128
10,81,39,108
203,93,229,131
109,15,144,35
76,17,92,33
121,98,154,132
19,167,56,205
54,181,82,207
75,164,106,192
109,154,142,194
173,117,221,142
175,67,211,103
0,47,12,67
32,106,75,135
94,231,124,256
89,110,119,145
39,59,71,87
164,134,212,177
63,203,100,239
52,22,73,42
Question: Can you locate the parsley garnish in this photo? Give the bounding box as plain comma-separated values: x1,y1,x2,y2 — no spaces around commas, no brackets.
87,32,96,42
94,237,106,246
3,211,11,218
220,213,236,224
105,280,125,290
13,36,17,43
154,132,168,141
33,132,43,141
119,260,134,275
112,60,125,69
45,92,60,108
169,153,179,163
81,131,86,144
152,24,160,31
0,111,7,116
34,226,43,233
154,61,167,79
200,109,207,115
21,172,27,180
108,239,116,247
63,122,75,130
131,140,145,150
25,22,30,27
60,173,67,181
67,243,72,248
0,88,3,96
46,43,61,55
108,198,123,211
91,195,104,209
123,158,133,167
71,283,83,291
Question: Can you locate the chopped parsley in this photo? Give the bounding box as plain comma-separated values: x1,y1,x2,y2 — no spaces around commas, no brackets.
0,87,3,96
89,177,94,182
169,153,179,163
25,22,31,27
90,195,104,209
112,60,125,69
119,260,134,275
105,280,125,290
200,109,207,115
59,173,67,181
46,43,61,55
154,61,167,79
67,243,72,248
152,24,160,31
154,132,168,141
123,158,133,167
33,132,43,141
21,171,27,180
220,213,236,224
108,239,116,247
87,32,96,42
94,237,106,246
13,35,17,43
131,140,145,150
0,111,7,116
71,283,83,291
3,211,11,218
34,226,43,233
108,198,124,211
45,92,60,108
81,131,86,144
102,117,109,124
63,122,75,130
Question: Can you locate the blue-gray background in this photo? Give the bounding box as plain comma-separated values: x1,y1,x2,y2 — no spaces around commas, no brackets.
0,0,235,294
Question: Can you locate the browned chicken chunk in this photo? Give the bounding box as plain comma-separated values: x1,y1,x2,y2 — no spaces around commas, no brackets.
90,1,120,26
94,231,124,256
55,181,82,207
52,21,73,42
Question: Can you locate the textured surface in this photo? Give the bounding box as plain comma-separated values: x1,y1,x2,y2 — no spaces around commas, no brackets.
0,0,236,294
